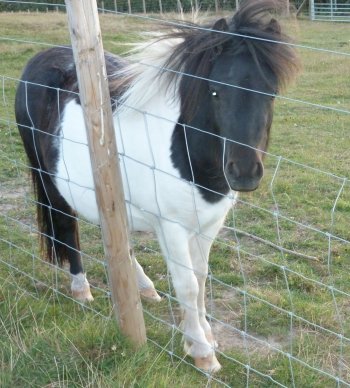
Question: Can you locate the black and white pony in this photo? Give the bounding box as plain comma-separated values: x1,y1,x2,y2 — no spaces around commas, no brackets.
15,1,299,372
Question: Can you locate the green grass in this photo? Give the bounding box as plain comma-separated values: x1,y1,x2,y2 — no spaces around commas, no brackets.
1,11,350,387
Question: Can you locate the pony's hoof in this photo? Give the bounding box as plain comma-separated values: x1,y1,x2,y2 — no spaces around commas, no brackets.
71,273,93,302
183,340,221,373
205,332,218,349
72,289,94,302
194,354,221,373
140,287,161,302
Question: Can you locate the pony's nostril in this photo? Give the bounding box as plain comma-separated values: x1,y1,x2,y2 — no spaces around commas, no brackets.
226,160,263,180
254,162,264,179
226,161,240,179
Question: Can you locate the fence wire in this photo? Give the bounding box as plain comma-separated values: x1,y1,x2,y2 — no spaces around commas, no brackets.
1,2,350,387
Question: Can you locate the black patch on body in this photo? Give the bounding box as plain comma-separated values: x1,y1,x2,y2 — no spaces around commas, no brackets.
171,121,230,203
15,46,126,175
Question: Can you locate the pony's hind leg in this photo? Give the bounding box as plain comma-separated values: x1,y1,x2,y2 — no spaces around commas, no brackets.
51,205,94,302
35,174,93,302
70,273,93,302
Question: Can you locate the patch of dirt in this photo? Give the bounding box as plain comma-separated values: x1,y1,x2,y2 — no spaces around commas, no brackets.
152,286,290,356
210,288,289,355
212,319,289,355
0,183,36,228
0,184,30,212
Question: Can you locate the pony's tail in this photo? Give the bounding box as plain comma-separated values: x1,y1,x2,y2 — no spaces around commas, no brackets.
14,49,81,268
31,166,80,267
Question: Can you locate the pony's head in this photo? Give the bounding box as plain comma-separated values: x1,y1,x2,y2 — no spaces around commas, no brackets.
166,0,300,194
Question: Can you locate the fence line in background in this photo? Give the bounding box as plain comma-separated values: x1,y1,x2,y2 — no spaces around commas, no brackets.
4,0,350,22
310,0,350,22
0,0,237,14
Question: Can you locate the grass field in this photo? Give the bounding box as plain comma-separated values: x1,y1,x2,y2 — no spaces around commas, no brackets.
1,10,350,387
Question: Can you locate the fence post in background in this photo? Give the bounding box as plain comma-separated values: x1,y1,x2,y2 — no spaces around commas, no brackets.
310,0,315,20
65,0,147,347
284,0,290,17
330,0,334,20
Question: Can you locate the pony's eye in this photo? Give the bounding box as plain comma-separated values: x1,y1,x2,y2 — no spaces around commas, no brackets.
211,90,218,97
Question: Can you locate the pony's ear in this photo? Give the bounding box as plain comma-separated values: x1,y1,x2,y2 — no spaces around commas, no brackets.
211,18,229,57
266,18,281,35
212,18,229,32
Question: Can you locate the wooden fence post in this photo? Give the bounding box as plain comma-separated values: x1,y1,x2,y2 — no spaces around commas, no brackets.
65,0,147,347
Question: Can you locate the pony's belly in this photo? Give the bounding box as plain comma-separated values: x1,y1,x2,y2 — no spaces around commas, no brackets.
54,164,100,224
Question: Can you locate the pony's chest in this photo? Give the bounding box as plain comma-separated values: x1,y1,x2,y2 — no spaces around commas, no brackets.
55,98,232,230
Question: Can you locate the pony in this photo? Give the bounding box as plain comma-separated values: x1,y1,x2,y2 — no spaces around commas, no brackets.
15,0,299,372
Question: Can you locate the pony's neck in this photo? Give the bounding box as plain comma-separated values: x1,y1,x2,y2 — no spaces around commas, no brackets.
171,113,229,204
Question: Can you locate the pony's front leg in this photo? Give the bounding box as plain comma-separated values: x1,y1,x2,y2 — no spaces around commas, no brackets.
156,222,220,373
132,251,161,302
190,231,219,350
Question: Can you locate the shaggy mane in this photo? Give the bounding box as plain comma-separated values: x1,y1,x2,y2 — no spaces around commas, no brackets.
109,0,300,119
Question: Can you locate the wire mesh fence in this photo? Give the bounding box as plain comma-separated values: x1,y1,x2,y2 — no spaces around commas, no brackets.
1,0,350,386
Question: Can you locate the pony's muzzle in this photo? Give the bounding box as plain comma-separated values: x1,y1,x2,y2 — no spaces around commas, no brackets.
225,158,264,192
